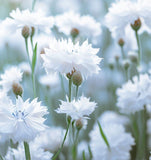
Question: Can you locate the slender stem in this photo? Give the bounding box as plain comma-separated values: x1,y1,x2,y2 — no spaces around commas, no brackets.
24,38,36,98
120,46,125,59
59,73,65,98
75,86,79,100
32,0,36,11
69,79,72,102
72,130,80,160
135,30,141,66
30,36,34,51
25,39,31,67
0,155,4,160
52,121,71,160
24,142,31,160
32,72,36,98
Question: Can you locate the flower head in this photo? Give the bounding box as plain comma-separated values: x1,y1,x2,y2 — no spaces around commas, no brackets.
0,66,23,92
56,96,97,120
116,74,151,114
5,142,53,160
55,11,101,39
0,96,48,142
105,0,151,38
9,8,54,33
89,123,134,160
41,39,102,79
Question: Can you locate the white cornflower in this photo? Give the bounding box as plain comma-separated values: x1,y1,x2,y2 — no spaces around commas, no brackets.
116,74,151,114
41,39,102,79
18,62,31,76
5,142,53,160
34,127,68,153
89,123,135,160
105,0,151,38
0,96,48,143
0,66,23,92
98,111,129,126
39,73,60,90
9,8,54,33
55,11,101,39
56,96,97,120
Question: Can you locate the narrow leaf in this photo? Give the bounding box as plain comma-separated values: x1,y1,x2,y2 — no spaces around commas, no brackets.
32,42,37,73
82,151,86,160
97,121,110,150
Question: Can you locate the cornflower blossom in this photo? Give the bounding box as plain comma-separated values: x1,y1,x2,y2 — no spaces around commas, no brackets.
41,38,102,79
5,142,53,160
0,66,23,92
55,11,101,39
34,127,69,153
6,8,54,33
116,74,151,114
105,0,151,38
56,96,97,120
89,123,135,160
0,96,48,143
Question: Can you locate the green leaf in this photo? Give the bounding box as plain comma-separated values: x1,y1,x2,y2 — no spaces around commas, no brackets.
97,121,110,151
32,42,37,73
24,141,31,160
82,151,86,160
0,155,4,160
88,145,93,160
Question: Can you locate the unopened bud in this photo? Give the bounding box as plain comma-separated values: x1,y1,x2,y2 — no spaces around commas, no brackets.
31,27,35,37
12,83,23,97
76,119,83,130
128,51,138,63
131,18,141,31
114,54,120,62
118,38,125,47
40,48,45,54
108,60,114,70
22,25,30,39
70,28,79,39
122,59,130,70
67,116,71,124
72,71,82,86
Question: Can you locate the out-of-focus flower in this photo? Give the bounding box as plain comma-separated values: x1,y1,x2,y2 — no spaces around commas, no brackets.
18,62,31,76
5,142,53,160
98,111,129,126
39,73,60,90
56,96,97,120
0,66,23,92
89,123,135,160
55,11,101,39
41,38,102,79
0,96,48,143
7,8,54,33
34,127,68,153
116,74,151,114
105,0,151,38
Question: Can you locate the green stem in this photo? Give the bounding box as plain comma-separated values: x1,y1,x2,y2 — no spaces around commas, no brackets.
75,86,79,100
32,72,36,98
52,121,70,160
0,155,4,160
24,142,31,160
72,130,80,160
121,46,125,59
30,36,34,51
25,39,31,67
32,0,36,11
135,30,141,66
69,79,72,102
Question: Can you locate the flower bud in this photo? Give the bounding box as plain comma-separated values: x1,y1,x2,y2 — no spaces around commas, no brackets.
40,48,45,54
31,27,35,37
114,54,120,62
122,59,130,70
118,38,125,47
72,71,83,86
12,83,23,97
128,51,138,63
70,28,79,39
108,60,114,70
67,116,71,124
76,119,83,130
66,69,76,79
131,18,141,31
22,25,30,39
